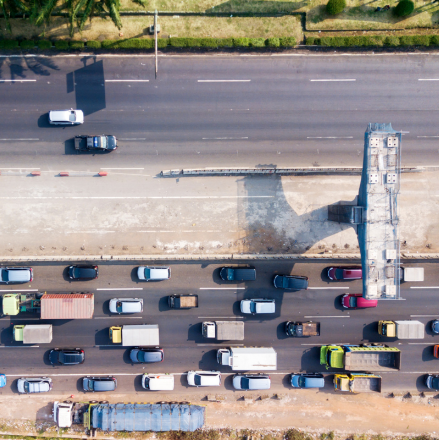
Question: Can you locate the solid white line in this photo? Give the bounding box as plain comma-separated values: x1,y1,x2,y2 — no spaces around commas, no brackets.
105,79,149,82
308,287,349,290
0,289,38,292
410,287,439,289
197,343,244,346
0,138,39,141
417,136,439,138
304,315,350,318
198,316,244,319
310,79,356,82
96,288,143,291
199,287,246,290
0,345,39,348
118,139,147,141
100,167,144,170
202,137,248,140
198,80,251,82
0,195,274,200
94,316,142,319
410,315,439,317
0,168,40,169
307,136,353,139
418,79,439,81
0,79,36,82
408,343,434,345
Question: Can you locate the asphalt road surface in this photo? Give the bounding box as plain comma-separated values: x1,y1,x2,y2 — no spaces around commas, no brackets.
1,54,439,171
0,259,437,395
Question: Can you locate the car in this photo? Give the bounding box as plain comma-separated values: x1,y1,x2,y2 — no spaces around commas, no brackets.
187,371,221,387
137,266,171,281
425,374,439,390
432,319,439,334
240,298,275,315
0,267,33,284
49,348,85,365
327,266,362,281
434,345,439,359
0,374,6,388
17,377,52,394
109,298,143,314
232,374,271,390
49,109,84,125
341,293,378,309
273,275,308,291
130,347,164,364
219,267,256,281
82,376,117,392
68,265,98,280
290,373,325,389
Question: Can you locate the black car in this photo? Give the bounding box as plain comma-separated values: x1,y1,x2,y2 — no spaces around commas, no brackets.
219,267,256,281
68,265,98,280
49,348,85,365
129,347,164,364
425,374,439,390
432,320,439,334
273,275,308,291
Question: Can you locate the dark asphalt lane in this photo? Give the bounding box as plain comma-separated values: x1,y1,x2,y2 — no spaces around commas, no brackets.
1,55,439,169
0,260,437,393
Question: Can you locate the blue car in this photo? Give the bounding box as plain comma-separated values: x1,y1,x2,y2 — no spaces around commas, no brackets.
0,374,7,388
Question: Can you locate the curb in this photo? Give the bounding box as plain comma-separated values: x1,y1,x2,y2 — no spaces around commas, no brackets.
0,252,437,262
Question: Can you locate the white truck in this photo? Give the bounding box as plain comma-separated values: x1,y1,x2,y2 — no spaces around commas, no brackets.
217,347,277,371
399,267,424,282
378,320,425,339
109,324,159,346
202,321,244,340
53,401,73,428
13,324,53,343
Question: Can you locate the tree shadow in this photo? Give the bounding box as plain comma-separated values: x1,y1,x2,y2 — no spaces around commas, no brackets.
206,0,307,14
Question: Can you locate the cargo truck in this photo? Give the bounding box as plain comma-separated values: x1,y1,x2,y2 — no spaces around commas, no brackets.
320,345,401,371
217,347,277,371
378,320,424,339
2,293,94,319
168,294,198,309
109,324,159,346
13,324,53,344
399,267,424,282
334,373,382,393
202,321,244,340
285,321,320,337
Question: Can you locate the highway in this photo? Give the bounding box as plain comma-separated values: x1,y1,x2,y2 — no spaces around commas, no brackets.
0,260,437,395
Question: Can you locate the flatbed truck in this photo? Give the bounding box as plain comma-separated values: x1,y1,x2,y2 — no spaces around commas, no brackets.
202,321,244,340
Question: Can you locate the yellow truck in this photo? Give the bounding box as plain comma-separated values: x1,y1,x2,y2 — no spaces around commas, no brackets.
109,324,159,346
378,320,424,339
334,373,382,393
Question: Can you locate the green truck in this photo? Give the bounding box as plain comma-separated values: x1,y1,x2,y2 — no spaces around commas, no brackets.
320,345,401,371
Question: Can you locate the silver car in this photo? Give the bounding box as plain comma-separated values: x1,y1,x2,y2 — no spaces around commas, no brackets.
233,374,271,390
240,298,275,315
109,298,143,314
137,266,171,281
0,267,33,284
48,109,84,125
17,377,52,394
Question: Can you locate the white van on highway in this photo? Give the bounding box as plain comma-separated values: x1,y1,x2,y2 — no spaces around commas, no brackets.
142,374,174,391
49,109,84,125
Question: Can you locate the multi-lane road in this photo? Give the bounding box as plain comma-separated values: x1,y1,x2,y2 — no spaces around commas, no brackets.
0,260,437,394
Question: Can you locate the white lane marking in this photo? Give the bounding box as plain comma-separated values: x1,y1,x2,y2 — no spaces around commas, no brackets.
202,137,248,140
138,230,224,233
96,288,143,291
417,136,439,138
410,287,439,289
410,314,439,317
105,79,149,82
197,343,244,346
0,345,39,348
308,287,349,290
304,315,350,318
66,231,116,234
310,79,356,82
118,139,147,141
307,136,353,139
0,318,39,321
0,289,38,292
198,316,244,319
418,79,439,81
0,196,274,200
199,287,246,290
0,138,39,141
0,79,36,82
100,167,145,170
408,343,435,345
94,316,142,319
198,80,251,83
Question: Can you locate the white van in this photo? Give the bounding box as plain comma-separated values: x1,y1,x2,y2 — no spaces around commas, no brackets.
142,374,174,391
137,266,171,281
48,109,84,125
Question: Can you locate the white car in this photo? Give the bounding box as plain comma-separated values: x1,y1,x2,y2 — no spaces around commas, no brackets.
187,371,221,387
109,298,143,314
137,266,171,281
240,298,275,315
0,267,33,284
17,377,52,394
49,109,84,125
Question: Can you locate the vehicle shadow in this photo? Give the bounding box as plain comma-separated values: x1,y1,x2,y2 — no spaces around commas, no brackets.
276,322,288,340
158,296,169,312
198,349,220,371
333,295,345,311
95,328,111,346
187,323,204,343
422,345,436,362
64,138,77,155
361,321,381,343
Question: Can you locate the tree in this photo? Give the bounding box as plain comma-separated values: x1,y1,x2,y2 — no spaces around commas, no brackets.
0,0,29,32
394,0,414,17
326,0,346,15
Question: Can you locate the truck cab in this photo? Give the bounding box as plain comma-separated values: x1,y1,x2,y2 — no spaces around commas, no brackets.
53,401,73,428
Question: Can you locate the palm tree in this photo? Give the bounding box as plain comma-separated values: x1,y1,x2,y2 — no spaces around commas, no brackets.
0,0,29,32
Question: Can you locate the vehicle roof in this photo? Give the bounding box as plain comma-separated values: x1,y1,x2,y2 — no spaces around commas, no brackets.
49,110,84,122
356,297,378,307
120,300,142,313
4,268,31,282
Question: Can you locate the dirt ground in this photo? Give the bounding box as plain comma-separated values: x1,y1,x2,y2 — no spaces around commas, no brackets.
0,391,439,438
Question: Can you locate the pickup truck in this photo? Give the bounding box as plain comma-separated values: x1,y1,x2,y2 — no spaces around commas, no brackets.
74,135,117,152
285,321,320,337
168,294,198,309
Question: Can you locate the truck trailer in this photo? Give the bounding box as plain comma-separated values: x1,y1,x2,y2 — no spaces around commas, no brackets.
334,373,382,393
13,324,53,343
202,321,244,340
2,293,94,319
109,324,159,346
378,320,424,339
320,345,401,371
217,347,277,371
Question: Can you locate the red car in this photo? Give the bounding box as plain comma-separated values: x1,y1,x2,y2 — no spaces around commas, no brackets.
341,294,378,309
328,267,362,281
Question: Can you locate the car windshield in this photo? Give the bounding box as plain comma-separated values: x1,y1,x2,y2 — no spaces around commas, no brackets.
349,296,357,308
250,302,256,313
24,383,30,392
194,375,202,386
335,269,344,279
241,378,250,389
116,301,123,313
143,268,150,278
227,269,234,280
298,377,305,387
69,112,76,122
88,380,94,390
432,377,439,389
1,271,8,282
